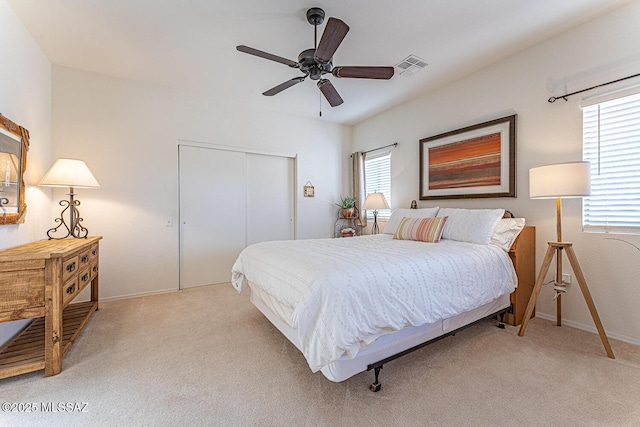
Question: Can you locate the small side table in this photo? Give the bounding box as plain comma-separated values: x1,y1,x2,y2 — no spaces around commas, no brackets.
334,213,362,237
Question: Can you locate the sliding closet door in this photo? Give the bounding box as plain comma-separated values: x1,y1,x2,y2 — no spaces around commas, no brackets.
179,145,296,289
246,153,295,245
179,146,246,288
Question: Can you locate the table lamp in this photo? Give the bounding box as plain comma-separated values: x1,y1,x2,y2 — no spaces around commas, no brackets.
39,158,100,239
518,161,614,358
363,192,389,234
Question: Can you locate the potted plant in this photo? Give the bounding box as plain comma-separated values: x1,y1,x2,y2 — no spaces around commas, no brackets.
336,195,357,218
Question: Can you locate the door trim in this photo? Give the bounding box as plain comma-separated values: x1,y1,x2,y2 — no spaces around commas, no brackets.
178,139,297,160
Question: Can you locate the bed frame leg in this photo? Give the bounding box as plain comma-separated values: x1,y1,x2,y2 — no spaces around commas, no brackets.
370,366,382,392
496,312,506,329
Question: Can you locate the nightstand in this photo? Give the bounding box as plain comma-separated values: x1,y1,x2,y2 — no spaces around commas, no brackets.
504,226,535,326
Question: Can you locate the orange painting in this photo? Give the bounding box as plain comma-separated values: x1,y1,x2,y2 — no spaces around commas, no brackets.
428,133,501,190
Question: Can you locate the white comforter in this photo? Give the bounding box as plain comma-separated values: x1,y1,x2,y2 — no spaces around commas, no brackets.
231,235,516,372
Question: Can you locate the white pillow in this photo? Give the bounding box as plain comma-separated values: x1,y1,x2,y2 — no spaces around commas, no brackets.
383,207,440,235
438,208,505,245
490,218,526,251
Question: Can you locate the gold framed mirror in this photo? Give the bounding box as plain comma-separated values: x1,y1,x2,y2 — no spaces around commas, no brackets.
0,114,30,225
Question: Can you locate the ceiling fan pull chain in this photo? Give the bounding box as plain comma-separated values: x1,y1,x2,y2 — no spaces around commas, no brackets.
319,92,322,117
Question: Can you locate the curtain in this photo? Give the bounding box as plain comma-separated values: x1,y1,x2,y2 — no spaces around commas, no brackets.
352,151,367,227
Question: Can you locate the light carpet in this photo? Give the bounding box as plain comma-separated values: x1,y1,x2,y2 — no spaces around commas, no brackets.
1,284,639,427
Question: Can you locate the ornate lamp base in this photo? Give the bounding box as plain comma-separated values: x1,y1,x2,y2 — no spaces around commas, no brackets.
371,210,380,234
47,192,89,239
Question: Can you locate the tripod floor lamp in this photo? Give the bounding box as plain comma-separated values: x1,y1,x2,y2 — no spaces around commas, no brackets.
518,161,614,358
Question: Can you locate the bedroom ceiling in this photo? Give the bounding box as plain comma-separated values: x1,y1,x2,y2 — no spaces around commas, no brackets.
7,0,633,125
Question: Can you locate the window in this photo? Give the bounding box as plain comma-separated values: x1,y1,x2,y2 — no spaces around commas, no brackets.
582,91,640,234
364,152,391,220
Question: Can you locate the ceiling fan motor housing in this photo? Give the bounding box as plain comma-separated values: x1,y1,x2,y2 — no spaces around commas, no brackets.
298,48,332,80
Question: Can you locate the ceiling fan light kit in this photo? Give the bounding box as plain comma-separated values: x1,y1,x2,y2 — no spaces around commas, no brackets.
236,7,394,109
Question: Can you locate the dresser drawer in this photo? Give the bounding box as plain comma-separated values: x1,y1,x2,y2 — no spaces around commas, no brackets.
78,248,92,268
78,267,92,294
90,260,99,279
62,276,79,307
89,244,99,261
62,256,79,281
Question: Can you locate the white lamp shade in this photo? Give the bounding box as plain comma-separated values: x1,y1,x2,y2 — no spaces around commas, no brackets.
529,161,590,199
39,158,100,188
363,192,389,210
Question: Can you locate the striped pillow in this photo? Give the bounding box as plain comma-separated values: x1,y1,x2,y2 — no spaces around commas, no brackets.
393,216,448,243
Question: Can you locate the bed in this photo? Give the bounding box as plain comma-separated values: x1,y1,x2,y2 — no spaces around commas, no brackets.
231,207,534,391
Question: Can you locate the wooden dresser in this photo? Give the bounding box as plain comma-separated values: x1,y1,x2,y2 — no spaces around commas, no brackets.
505,226,536,326
0,236,101,379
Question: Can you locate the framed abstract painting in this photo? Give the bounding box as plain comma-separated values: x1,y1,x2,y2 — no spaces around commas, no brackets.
419,115,516,200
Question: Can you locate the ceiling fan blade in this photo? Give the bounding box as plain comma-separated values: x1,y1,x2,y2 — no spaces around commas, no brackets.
314,18,349,64
332,66,395,80
317,79,344,107
263,77,306,96
236,45,299,68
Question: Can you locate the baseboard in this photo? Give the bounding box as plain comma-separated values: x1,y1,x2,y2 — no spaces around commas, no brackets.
70,288,179,304
76,283,231,303
101,288,179,302
535,312,640,346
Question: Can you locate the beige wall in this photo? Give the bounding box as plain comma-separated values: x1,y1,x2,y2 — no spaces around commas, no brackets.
353,1,640,344
51,67,351,300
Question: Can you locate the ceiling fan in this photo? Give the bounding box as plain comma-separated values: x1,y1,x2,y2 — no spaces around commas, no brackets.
236,7,394,108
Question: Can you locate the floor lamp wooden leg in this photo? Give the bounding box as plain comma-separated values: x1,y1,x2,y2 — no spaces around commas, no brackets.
518,244,556,337
564,246,615,359
557,293,562,326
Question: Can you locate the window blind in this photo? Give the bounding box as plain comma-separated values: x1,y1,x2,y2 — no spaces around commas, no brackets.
365,152,391,220
582,92,640,234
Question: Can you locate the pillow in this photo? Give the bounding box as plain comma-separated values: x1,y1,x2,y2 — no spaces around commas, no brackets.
393,216,448,243
438,208,505,245
490,218,526,251
383,207,440,235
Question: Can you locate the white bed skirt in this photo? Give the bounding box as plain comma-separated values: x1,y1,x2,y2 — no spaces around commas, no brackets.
249,284,511,382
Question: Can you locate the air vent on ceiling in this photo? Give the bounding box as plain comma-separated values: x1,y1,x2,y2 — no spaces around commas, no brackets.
394,55,428,76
